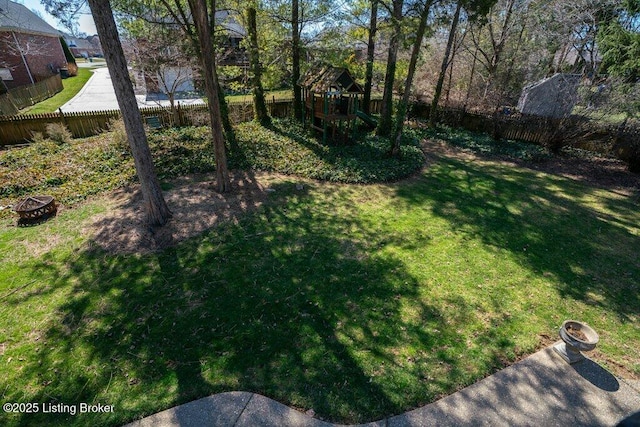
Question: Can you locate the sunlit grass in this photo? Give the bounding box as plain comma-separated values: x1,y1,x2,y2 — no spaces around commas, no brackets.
18,68,95,115
0,142,638,426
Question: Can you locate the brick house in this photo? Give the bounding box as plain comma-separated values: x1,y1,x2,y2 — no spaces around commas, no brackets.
0,0,67,90
65,34,103,58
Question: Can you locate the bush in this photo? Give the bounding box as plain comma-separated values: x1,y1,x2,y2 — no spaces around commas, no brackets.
45,123,72,145
107,119,129,152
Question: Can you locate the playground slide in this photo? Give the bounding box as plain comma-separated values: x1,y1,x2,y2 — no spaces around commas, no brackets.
355,110,377,127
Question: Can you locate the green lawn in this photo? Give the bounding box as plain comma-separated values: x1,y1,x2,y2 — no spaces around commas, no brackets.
0,123,638,426
18,68,95,115
226,89,293,104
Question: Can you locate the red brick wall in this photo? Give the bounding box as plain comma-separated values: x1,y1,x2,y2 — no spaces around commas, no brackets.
0,31,31,88
0,31,67,90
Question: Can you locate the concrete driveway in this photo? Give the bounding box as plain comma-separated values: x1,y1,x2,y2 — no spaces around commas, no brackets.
60,66,204,113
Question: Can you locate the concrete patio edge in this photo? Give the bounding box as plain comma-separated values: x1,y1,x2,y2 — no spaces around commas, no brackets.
123,345,640,427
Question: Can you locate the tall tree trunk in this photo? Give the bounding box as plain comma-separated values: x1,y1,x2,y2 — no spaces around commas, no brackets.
188,0,230,192
210,3,235,144
445,36,457,107
246,6,271,126
363,0,378,115
157,0,235,144
217,82,235,145
87,0,171,226
292,0,303,121
430,1,462,127
377,0,404,137
389,0,432,156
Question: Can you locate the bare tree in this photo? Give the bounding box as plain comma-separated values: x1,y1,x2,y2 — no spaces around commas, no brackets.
114,0,236,142
124,26,195,115
430,1,462,126
292,0,303,121
87,0,172,226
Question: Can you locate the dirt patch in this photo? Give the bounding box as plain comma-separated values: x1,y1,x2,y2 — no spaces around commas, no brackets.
86,170,295,254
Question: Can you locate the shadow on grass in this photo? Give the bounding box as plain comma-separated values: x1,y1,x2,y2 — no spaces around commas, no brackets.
4,180,483,426
4,157,636,426
395,156,640,320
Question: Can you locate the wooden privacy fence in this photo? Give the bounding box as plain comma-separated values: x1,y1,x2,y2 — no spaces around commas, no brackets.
0,98,296,146
0,96,382,147
412,102,637,158
0,74,63,117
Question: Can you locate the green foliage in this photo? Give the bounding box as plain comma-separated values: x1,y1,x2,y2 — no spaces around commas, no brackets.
148,126,216,178
232,119,425,182
597,0,640,82
0,135,135,212
218,66,248,94
0,119,423,217
598,21,640,82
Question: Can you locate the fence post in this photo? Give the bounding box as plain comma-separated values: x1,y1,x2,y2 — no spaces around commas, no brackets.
58,108,66,124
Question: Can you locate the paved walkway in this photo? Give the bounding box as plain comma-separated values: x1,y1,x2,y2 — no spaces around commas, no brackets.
60,67,204,113
123,346,640,427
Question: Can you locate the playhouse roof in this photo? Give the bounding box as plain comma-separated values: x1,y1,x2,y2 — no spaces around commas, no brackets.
299,66,363,94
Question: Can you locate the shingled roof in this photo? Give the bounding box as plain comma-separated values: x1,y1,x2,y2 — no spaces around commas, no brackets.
0,0,60,37
299,66,363,94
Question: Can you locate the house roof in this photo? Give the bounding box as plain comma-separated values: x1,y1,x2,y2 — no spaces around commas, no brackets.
66,37,93,50
215,10,246,38
299,66,363,94
0,0,60,37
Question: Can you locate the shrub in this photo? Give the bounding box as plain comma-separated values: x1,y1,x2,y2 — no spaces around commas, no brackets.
107,119,130,152
30,131,47,144
45,123,72,145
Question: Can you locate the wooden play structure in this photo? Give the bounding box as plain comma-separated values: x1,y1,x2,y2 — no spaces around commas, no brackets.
299,66,374,143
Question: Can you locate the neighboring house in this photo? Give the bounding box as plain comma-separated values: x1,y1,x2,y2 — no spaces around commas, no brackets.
0,0,68,89
65,34,103,58
136,10,248,97
215,10,247,67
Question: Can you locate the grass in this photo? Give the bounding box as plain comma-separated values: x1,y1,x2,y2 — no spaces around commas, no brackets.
226,89,293,104
0,123,639,426
18,68,95,115
572,106,640,125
